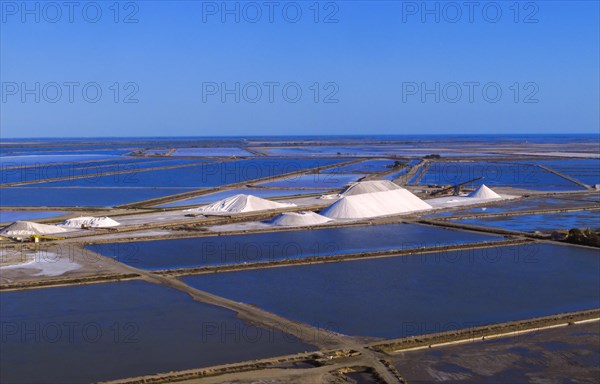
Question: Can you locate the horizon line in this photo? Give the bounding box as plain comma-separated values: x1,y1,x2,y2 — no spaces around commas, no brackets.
1,133,598,140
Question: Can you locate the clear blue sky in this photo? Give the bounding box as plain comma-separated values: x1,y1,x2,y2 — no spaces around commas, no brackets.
1,0,598,137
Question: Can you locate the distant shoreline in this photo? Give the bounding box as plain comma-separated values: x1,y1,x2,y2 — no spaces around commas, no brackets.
1,133,599,142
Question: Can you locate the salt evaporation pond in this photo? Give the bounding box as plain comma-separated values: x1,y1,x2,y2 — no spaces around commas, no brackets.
172,147,254,157
384,160,420,181
22,158,345,188
262,146,412,156
0,148,133,156
1,158,205,185
258,173,362,189
0,280,313,384
0,211,66,223
0,141,138,156
384,167,409,181
86,224,501,270
183,244,600,339
409,167,426,184
143,149,171,155
0,154,122,167
391,321,600,383
158,189,326,208
2,158,346,206
426,197,599,218
454,210,600,232
0,187,193,207
580,193,600,203
261,146,493,157
419,162,584,191
322,159,396,174
516,159,600,186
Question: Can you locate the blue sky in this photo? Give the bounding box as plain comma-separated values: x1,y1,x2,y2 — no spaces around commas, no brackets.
1,1,598,137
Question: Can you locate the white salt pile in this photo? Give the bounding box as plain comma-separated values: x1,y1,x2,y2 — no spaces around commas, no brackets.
468,184,501,199
320,180,401,200
0,249,81,276
339,180,400,196
321,188,432,219
59,216,120,228
266,211,332,227
186,194,296,214
0,221,71,237
319,194,338,200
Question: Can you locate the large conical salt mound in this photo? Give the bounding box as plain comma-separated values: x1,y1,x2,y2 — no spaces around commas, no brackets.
468,184,501,199
266,211,332,227
340,180,400,196
59,216,120,228
321,188,432,219
0,221,71,237
187,194,296,214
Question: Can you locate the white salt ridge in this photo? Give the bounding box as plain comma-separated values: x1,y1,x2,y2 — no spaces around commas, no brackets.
0,221,71,237
340,180,400,196
321,189,432,219
0,251,81,277
468,184,501,199
267,211,332,227
186,194,296,214
59,216,120,228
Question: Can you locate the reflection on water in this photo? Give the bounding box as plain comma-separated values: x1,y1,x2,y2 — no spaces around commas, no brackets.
183,244,600,338
454,210,600,232
87,224,500,270
0,280,313,383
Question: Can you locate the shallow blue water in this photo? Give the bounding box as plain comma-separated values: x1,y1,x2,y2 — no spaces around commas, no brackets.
258,173,362,189
419,162,584,191
0,280,313,383
0,187,194,207
454,210,600,232
0,149,133,156
409,166,426,184
581,194,600,202
0,154,122,167
384,167,409,180
157,189,326,208
172,147,253,157
263,146,410,156
143,149,171,155
183,244,600,339
20,158,345,188
425,197,599,218
0,211,67,223
515,159,600,186
322,159,397,174
1,158,205,185
86,224,500,270
1,158,347,206
384,160,421,181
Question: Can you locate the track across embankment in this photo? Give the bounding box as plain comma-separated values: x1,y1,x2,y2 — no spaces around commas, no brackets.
369,309,600,353
394,160,425,185
538,165,593,190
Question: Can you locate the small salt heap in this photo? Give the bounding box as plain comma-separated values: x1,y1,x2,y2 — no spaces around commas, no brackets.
186,194,296,214
59,216,120,228
266,211,332,227
468,184,501,199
